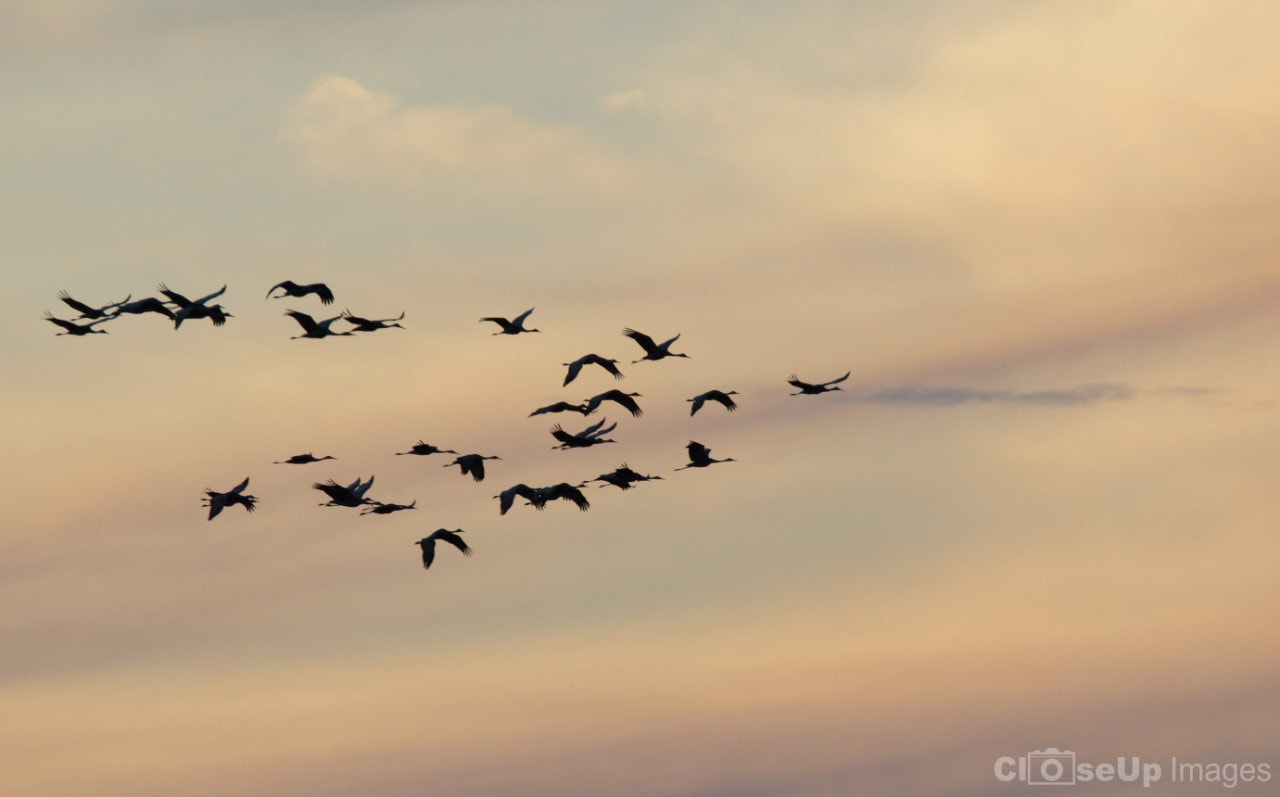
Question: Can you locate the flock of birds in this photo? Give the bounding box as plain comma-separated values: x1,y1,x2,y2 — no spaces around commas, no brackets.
47,282,849,572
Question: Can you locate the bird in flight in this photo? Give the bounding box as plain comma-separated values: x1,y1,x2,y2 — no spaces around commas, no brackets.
44,312,112,336
443,453,501,482
109,296,176,321
562,354,624,386
158,284,232,329
284,310,353,339
273,453,336,465
788,371,850,395
202,477,258,520
314,475,377,507
480,307,539,335
58,291,130,320
583,389,644,418
551,418,617,450
267,280,335,305
622,328,690,363
396,440,458,457
688,389,739,416
494,483,545,515
361,500,417,516
590,463,664,490
342,309,405,332
537,482,592,511
675,441,736,471
529,401,590,417
415,529,472,570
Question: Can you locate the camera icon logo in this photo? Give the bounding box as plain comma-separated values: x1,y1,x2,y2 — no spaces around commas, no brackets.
1027,748,1077,786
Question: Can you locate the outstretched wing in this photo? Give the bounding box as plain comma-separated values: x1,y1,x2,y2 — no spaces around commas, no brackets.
563,359,584,386
58,292,96,316
285,310,319,334
312,283,335,304
824,371,851,387
434,529,472,556
622,328,658,354
156,284,192,308
513,308,535,327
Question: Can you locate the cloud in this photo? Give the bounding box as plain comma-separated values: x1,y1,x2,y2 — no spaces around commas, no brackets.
280,75,641,206
844,384,1217,407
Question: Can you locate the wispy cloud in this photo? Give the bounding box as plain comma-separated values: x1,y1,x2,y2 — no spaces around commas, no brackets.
844,384,1217,407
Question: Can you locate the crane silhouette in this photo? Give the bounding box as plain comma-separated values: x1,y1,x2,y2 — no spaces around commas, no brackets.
443,454,501,482
361,500,417,515
44,312,112,336
109,296,176,320
590,464,664,490
788,371,850,395
396,441,459,456
551,418,617,449
529,401,590,417
58,291,130,320
284,310,354,339
480,308,539,335
158,284,232,329
342,309,405,332
623,328,690,363
415,529,472,569
562,354,624,386
202,477,258,520
314,475,377,507
273,453,336,465
675,441,736,471
688,389,739,415
583,389,644,418
267,280,335,305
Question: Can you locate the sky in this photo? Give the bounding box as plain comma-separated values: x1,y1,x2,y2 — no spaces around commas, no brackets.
3,1,1279,795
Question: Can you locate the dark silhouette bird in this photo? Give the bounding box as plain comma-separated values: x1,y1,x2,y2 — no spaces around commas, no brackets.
314,475,376,507
158,284,232,329
675,441,736,471
584,389,644,418
591,463,664,490
342,309,405,332
267,280,335,305
361,500,417,515
622,328,690,363
396,440,459,456
688,389,739,416
202,477,258,520
415,529,471,569
110,296,176,320
274,453,336,465
494,483,544,515
537,482,591,511
284,310,353,339
562,354,624,386
551,418,617,450
480,307,539,335
788,371,850,395
58,291,130,320
44,312,112,336
443,454,501,482
529,401,590,417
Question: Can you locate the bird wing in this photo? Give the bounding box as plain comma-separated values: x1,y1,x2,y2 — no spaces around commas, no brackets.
787,374,811,390
434,529,472,556
595,358,624,379
658,333,682,351
267,280,297,298
353,474,375,498
587,421,617,439
563,359,584,386
194,285,227,306
579,418,607,437
313,284,335,304
824,371,852,387
313,480,351,502
156,284,192,307
554,484,590,511
44,313,79,332
205,495,226,520
285,310,319,334
341,310,372,326
687,441,710,461
689,395,707,416
622,328,658,354
419,538,436,569
550,425,576,444
610,392,643,418
58,292,96,316
713,391,738,411
228,476,250,496
513,308,535,326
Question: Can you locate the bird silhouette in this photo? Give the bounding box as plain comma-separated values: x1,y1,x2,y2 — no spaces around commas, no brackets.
622,328,690,363
285,310,354,339
273,453,336,465
480,308,539,335
342,309,405,332
361,500,417,515
396,440,459,456
58,291,130,320
443,454,501,482
494,483,545,515
583,389,643,418
314,475,377,507
44,312,112,336
529,401,590,417
788,371,850,395
158,284,232,329
688,389,739,415
562,354,624,386
591,463,664,490
267,280,335,305
537,482,591,511
675,441,736,471
202,477,258,520
415,529,471,569
551,418,617,449
109,296,176,320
